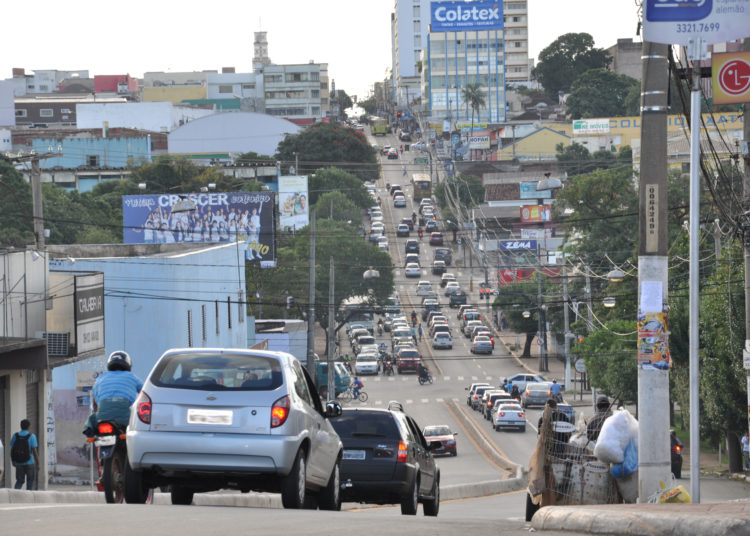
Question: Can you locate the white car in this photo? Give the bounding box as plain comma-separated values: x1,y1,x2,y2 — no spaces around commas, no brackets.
405,263,421,278
416,281,434,296
394,195,407,208
444,281,461,296
371,222,385,233
377,236,389,250
432,333,453,349
505,373,547,393
492,403,527,432
354,356,379,375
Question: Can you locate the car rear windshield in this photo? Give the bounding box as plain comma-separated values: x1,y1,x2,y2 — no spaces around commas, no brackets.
331,411,400,439
150,352,283,391
399,350,419,358
424,426,451,436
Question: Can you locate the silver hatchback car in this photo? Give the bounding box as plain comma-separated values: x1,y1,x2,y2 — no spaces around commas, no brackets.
126,348,343,509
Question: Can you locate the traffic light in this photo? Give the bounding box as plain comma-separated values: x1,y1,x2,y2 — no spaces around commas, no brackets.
577,334,584,343
397,111,402,118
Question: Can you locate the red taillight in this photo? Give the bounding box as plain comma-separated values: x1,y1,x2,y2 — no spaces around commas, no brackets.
136,391,152,424
97,422,114,435
674,445,681,453
498,412,505,417
397,440,408,463
488,401,493,407
519,413,525,418
271,395,290,428
474,394,479,399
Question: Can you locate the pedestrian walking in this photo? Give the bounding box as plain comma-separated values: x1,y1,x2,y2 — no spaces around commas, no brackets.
418,324,423,341
742,431,750,470
10,419,39,490
402,165,407,176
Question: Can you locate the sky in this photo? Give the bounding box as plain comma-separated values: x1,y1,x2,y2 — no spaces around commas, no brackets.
1,1,642,100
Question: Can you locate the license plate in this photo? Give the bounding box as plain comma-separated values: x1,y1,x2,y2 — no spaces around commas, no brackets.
94,435,116,447
343,449,366,460
187,408,233,425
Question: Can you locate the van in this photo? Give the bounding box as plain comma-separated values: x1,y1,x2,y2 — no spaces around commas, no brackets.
457,304,476,320
462,311,482,328
317,361,352,397
434,248,452,266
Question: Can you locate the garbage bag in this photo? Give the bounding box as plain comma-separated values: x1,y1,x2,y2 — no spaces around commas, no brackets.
610,440,638,478
594,409,638,464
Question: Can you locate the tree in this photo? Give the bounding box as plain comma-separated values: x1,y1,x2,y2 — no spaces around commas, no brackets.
492,279,547,358
565,69,640,119
314,191,361,224
532,33,611,98
275,122,379,182
359,96,377,115
308,167,372,209
461,82,486,139
434,174,485,214
235,151,275,165
335,90,354,117
0,160,34,247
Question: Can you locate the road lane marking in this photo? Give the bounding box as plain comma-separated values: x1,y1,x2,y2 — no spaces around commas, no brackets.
421,398,429,403
405,399,413,404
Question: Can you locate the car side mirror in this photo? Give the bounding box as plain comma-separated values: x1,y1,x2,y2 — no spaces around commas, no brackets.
325,401,343,418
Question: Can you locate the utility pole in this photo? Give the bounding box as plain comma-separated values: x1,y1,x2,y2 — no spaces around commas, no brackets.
31,157,44,249
306,208,317,379
327,257,335,402
536,242,548,372
563,260,571,391
637,41,671,502
741,37,750,490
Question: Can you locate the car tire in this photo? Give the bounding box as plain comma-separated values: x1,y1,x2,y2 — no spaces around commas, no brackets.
319,458,342,511
401,475,419,515
525,492,540,522
124,460,151,504
423,475,440,517
170,486,194,505
281,448,307,509
520,426,526,433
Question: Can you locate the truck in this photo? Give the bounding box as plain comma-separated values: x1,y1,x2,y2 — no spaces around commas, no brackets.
316,361,352,398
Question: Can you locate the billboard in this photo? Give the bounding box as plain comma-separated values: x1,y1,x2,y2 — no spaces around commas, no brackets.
520,182,552,200
499,239,537,251
75,273,104,355
278,175,310,231
430,1,504,32
712,52,750,105
468,135,490,149
520,205,551,223
122,191,276,267
643,0,750,46
572,119,610,135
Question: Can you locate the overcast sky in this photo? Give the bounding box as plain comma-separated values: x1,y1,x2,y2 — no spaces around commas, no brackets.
1,0,641,99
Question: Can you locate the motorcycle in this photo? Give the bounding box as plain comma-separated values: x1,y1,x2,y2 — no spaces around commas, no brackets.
87,420,154,504
383,361,394,376
418,373,433,385
671,434,683,479
377,324,383,336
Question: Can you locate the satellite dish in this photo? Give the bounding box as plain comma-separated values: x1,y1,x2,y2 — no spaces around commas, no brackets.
532,121,542,130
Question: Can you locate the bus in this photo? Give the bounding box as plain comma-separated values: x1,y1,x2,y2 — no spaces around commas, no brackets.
412,173,432,202
341,295,376,334
371,117,388,136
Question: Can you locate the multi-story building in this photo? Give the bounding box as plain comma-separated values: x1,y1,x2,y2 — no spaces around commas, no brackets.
263,63,329,125
393,1,528,109
14,94,128,127
7,68,90,96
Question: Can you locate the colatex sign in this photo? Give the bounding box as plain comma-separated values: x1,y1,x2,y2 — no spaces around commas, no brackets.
75,273,105,354
430,0,504,32
712,51,750,105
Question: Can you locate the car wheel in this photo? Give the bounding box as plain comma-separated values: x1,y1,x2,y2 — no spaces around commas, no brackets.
281,448,307,509
520,426,526,433
170,486,194,505
319,458,341,511
400,475,419,515
423,475,440,517
124,460,151,504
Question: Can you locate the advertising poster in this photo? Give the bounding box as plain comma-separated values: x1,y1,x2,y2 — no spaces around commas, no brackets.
278,175,309,231
712,51,750,105
122,191,276,267
520,205,551,223
430,0,504,32
637,312,671,370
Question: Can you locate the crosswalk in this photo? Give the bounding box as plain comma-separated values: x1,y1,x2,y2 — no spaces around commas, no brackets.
363,375,496,382
351,397,464,406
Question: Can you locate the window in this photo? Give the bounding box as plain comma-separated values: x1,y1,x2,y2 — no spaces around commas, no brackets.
311,106,320,115
86,155,100,166
413,6,420,17
311,89,319,98
215,300,220,335
292,361,312,406
219,85,233,93
286,72,305,82
242,83,255,90
414,35,421,47
16,109,27,118
310,72,319,81
39,109,54,118
265,74,282,83
39,85,49,91
61,108,72,114
227,296,232,329
201,304,207,341
187,310,193,347
414,21,421,32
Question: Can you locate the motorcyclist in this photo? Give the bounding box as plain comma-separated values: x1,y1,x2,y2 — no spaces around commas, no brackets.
411,310,418,324
586,395,613,442
418,227,423,239
377,319,384,335
383,357,394,375
84,351,143,436
550,379,563,402
510,384,520,400
417,363,430,382
411,211,417,224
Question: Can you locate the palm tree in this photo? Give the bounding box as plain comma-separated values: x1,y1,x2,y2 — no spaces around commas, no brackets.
461,82,486,146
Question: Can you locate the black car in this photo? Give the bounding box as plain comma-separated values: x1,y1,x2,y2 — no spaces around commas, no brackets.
405,239,420,254
330,403,441,516
449,290,467,307
434,248,452,266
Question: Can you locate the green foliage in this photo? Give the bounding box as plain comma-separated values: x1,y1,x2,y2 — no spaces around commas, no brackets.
436,174,485,214
461,82,486,131
554,165,638,265
578,319,638,405
335,90,354,115
246,219,394,326
308,167,372,209
359,96,377,115
235,151,275,164
532,33,611,98
0,162,34,247
275,122,379,182
314,191,361,223
555,142,632,176
492,280,540,336
565,69,640,119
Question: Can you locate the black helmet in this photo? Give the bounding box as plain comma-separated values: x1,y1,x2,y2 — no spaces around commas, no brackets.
107,350,132,372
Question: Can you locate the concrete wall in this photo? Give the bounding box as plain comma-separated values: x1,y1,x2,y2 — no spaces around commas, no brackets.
49,242,247,467
32,137,149,168
142,86,207,104
76,102,214,133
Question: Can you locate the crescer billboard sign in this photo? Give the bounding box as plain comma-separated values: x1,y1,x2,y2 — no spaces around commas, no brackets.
122,191,276,268
430,1,504,32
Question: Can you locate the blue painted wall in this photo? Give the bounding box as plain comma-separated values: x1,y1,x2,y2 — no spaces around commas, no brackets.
32,137,149,169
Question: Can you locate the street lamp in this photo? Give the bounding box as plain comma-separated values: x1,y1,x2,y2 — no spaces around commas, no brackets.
607,269,625,283
603,297,617,308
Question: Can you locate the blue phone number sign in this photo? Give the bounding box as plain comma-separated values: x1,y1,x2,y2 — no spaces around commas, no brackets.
643,0,750,45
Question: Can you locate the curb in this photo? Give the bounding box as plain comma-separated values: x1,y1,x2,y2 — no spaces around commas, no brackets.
531,503,750,536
